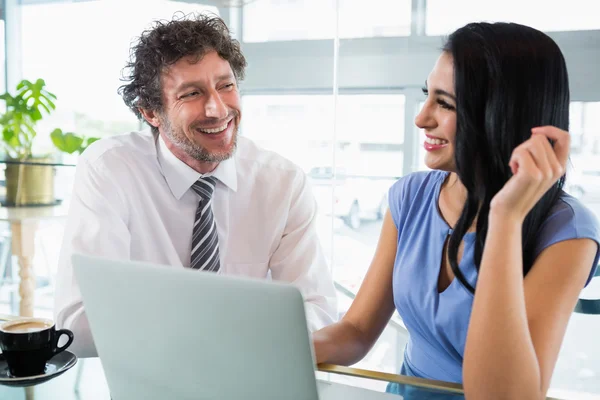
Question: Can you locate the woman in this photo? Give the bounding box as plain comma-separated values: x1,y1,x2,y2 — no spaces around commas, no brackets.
313,22,600,399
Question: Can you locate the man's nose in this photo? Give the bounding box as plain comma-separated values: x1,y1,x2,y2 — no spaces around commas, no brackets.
205,92,228,120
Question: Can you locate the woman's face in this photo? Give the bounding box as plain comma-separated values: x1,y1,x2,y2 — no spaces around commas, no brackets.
415,52,457,172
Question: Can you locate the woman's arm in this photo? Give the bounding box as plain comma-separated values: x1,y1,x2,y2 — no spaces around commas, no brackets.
463,126,598,399
313,210,398,365
463,215,596,399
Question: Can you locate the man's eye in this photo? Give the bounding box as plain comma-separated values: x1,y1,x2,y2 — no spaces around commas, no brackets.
183,91,200,98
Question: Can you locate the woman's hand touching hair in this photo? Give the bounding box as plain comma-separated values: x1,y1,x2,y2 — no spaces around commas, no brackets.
490,126,570,222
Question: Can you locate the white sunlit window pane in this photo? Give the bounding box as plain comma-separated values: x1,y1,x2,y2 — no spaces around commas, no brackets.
243,0,410,43
241,94,404,177
426,0,600,36
338,0,411,39
243,0,335,42
241,93,404,279
332,95,404,294
566,102,600,217
241,94,334,169
569,102,585,152
582,102,600,156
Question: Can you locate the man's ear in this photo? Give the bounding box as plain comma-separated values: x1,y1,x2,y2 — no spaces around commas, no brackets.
139,108,161,128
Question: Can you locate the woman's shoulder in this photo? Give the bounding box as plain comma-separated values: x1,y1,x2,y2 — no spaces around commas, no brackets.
535,192,600,286
388,170,448,202
535,192,600,262
387,170,447,229
541,193,600,241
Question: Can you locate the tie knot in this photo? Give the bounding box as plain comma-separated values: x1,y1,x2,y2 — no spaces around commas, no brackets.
191,176,217,200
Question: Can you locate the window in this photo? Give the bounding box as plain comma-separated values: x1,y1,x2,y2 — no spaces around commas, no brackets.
564,102,600,206
242,93,403,287
426,0,600,36
242,94,334,170
243,0,411,42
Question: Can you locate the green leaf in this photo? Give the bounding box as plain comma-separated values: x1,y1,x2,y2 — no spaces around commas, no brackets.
5,130,21,149
17,78,57,119
78,136,100,154
3,128,15,143
50,129,84,154
0,93,14,102
85,137,100,146
0,78,65,159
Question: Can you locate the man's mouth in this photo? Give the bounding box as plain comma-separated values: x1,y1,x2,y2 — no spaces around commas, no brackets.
197,120,230,134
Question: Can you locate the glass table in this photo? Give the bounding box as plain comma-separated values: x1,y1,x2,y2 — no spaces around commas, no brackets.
0,358,564,400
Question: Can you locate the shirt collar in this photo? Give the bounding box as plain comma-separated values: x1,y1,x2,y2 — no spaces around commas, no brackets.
156,134,238,200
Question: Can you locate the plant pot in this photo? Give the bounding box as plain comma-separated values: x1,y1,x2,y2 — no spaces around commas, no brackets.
4,158,55,206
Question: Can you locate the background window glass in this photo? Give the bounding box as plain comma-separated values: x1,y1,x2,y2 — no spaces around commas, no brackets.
243,0,411,42
426,0,600,36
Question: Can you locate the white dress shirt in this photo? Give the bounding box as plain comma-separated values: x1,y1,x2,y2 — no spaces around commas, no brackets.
54,131,337,357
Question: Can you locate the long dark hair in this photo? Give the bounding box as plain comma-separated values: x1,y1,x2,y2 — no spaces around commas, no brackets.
444,22,570,293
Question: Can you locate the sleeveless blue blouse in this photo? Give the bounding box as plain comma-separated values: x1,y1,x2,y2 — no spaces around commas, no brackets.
387,170,600,386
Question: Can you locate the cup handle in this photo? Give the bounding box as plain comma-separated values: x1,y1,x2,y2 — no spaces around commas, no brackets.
54,329,74,355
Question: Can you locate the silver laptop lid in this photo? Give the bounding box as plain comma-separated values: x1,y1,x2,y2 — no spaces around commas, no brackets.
72,253,319,400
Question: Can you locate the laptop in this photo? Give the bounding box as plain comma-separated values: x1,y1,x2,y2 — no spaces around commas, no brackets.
72,253,398,400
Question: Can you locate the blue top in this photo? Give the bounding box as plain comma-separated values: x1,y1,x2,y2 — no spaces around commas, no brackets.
388,170,600,384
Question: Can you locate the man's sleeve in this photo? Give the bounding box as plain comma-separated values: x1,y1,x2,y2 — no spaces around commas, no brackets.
268,170,338,332
54,154,131,357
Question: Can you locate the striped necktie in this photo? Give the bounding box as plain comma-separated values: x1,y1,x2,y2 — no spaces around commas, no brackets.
190,176,220,272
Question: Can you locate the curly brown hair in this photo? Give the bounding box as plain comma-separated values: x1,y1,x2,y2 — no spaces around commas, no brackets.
118,12,247,124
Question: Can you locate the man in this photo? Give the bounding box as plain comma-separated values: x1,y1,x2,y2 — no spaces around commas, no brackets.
54,14,337,357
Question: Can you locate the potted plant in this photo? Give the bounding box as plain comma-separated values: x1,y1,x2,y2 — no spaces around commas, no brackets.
0,79,98,206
